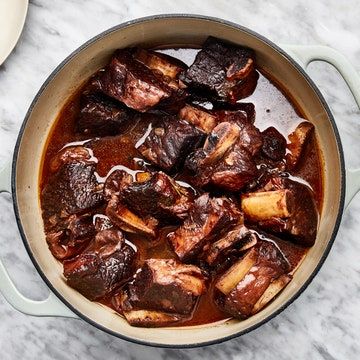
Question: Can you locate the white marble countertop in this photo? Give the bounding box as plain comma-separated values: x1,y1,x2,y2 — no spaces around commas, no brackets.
0,0,359,359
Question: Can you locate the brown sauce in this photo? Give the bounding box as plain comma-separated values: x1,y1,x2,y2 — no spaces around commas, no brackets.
40,48,324,327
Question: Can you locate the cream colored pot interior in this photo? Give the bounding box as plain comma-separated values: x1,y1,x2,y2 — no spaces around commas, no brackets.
14,17,343,346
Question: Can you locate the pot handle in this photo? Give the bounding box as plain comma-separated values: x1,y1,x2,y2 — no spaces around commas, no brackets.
282,45,360,208
0,162,77,318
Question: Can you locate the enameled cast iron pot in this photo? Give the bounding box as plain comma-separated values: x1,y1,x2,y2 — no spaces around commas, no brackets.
1,15,360,348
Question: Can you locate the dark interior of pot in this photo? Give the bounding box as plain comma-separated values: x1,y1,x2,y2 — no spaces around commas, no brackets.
13,16,343,346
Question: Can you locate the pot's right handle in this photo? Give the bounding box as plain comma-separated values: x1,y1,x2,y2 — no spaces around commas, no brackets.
282,45,360,208
0,162,76,318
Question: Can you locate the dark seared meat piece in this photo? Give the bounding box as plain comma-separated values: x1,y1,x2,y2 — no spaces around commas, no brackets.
97,49,186,112
104,169,193,223
205,224,257,266
134,48,189,112
185,122,258,191
76,92,135,136
179,104,261,156
215,240,290,318
49,146,96,173
104,169,193,235
122,171,193,221
137,115,205,172
254,230,307,274
121,259,206,316
63,228,136,300
103,169,133,200
261,127,287,161
168,194,242,262
180,37,258,102
42,162,103,219
98,49,171,111
229,69,259,101
241,177,318,246
209,145,259,191
46,213,96,260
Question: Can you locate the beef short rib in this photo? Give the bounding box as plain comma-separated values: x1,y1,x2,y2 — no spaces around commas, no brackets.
180,37,258,102
98,49,186,112
215,240,290,318
121,171,193,222
63,228,136,300
42,162,103,218
185,122,258,191
46,213,96,260
137,114,205,172
121,259,206,316
77,92,135,136
168,193,242,262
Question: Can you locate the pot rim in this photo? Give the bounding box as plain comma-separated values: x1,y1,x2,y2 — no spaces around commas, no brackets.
11,13,346,348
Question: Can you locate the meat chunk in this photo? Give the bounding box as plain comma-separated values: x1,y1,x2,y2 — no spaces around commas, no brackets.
133,49,189,113
185,122,240,178
261,127,287,161
229,69,259,101
76,92,134,136
97,49,173,112
103,169,133,200
63,228,136,300
185,122,258,191
137,115,205,171
46,213,96,260
216,110,262,156
180,37,258,102
168,194,242,262
179,102,257,136
121,171,193,221
209,145,259,191
254,230,307,275
104,169,193,223
106,196,158,237
49,146,96,173
286,121,315,169
121,259,206,319
42,162,103,219
241,177,318,246
215,240,290,318
205,224,257,266
104,169,193,235
179,102,261,155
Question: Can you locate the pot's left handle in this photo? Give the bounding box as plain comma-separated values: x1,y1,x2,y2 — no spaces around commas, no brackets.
0,161,77,318
282,44,360,208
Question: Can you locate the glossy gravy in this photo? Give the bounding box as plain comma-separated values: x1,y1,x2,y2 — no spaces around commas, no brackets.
40,48,323,326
